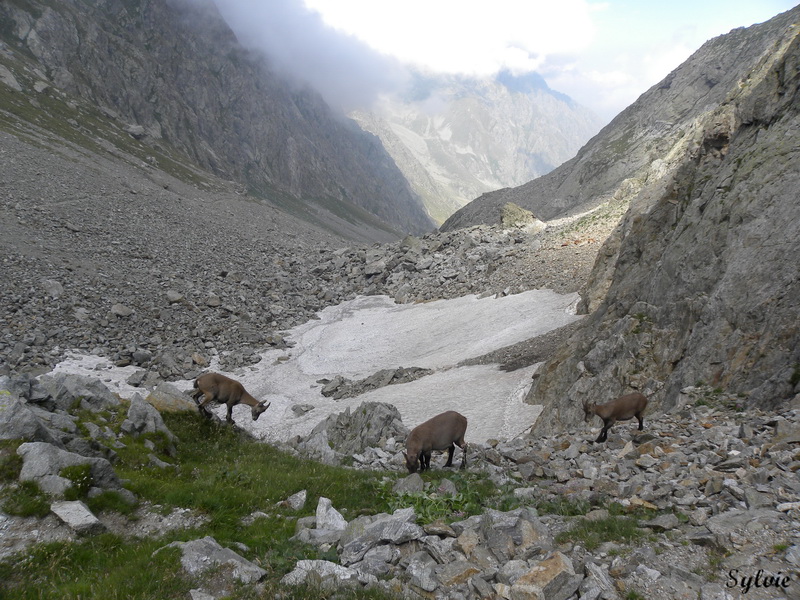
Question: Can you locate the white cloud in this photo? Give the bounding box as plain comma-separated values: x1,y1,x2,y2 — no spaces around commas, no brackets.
212,0,799,122
302,0,597,76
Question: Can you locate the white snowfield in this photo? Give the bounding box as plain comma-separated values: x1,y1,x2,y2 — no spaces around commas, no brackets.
53,289,582,445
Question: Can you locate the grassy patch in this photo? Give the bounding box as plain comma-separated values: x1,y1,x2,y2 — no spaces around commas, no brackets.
0,412,515,599
556,512,647,551
0,535,189,600
534,497,592,517
0,439,23,482
377,471,498,524
0,412,407,599
86,490,137,516
61,463,94,501
1,480,50,518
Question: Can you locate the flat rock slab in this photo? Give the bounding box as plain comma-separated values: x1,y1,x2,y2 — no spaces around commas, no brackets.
163,536,266,584
50,500,105,536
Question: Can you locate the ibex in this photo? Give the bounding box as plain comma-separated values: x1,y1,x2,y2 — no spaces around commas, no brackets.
583,392,648,443
403,411,468,473
191,373,270,424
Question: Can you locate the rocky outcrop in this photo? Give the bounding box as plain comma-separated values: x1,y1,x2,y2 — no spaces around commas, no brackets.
158,536,267,584
0,373,183,500
0,0,433,235
289,402,410,467
527,13,800,430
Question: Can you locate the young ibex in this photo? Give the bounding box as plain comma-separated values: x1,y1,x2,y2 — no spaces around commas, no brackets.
403,411,468,473
191,373,270,424
583,392,648,443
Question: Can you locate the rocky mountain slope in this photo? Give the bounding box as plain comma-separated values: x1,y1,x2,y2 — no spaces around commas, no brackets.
0,110,612,380
440,7,800,427
351,71,603,225
0,0,434,235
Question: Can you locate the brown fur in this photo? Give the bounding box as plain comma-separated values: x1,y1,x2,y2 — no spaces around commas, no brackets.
403,411,468,473
582,392,648,443
191,373,269,424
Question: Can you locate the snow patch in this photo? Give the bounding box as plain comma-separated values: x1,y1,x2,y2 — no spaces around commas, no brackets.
51,289,581,445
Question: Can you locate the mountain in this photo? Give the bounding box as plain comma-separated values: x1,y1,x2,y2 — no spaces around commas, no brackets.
476,6,799,430
351,71,603,225
0,0,434,238
441,7,800,232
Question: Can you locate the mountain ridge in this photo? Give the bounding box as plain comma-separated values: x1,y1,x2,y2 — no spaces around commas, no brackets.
0,0,434,237
522,6,800,431
352,70,602,224
441,7,800,231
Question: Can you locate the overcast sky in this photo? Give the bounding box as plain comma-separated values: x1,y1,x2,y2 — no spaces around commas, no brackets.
213,0,797,123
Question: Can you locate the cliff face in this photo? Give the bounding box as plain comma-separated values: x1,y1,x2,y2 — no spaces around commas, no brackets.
441,7,800,231
0,0,434,235
527,10,800,431
352,71,602,225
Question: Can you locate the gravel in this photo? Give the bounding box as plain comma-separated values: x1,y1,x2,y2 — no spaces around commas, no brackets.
0,125,617,383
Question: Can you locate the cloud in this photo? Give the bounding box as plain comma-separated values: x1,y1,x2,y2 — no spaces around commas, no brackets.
210,0,411,112
303,0,597,76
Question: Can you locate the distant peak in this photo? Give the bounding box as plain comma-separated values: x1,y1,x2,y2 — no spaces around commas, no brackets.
496,70,549,93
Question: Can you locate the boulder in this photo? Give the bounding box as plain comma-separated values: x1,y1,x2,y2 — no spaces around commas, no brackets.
161,536,266,584
50,500,105,535
37,374,120,412
0,394,64,447
120,394,177,441
17,441,121,496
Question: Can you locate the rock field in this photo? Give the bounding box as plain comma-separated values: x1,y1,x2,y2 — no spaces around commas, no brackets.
2,373,799,599
0,128,608,382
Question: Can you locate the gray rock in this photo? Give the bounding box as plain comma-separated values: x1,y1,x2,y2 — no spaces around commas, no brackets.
120,394,176,441
510,552,582,600
340,508,421,565
405,551,438,592
37,374,120,413
643,513,681,532
0,394,63,446
145,383,198,413
302,401,409,461
281,559,375,587
281,490,307,511
392,473,424,495
315,497,347,531
50,500,105,535
17,442,121,496
162,536,266,584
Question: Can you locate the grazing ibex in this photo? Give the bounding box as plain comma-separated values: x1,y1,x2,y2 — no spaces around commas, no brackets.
403,411,468,473
191,373,269,424
583,392,648,443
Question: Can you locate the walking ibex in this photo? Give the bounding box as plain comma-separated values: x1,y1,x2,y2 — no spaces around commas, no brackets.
583,392,648,443
191,373,269,424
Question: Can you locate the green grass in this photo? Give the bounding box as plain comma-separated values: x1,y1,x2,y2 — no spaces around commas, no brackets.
1,412,512,599
1,480,51,518
376,471,500,524
534,497,592,517
556,514,647,551
554,502,656,552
